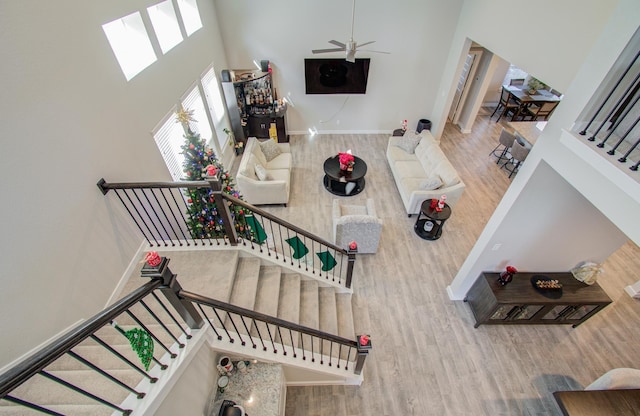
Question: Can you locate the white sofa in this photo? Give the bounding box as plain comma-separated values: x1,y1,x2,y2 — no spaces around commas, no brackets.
386,130,465,215
236,137,292,206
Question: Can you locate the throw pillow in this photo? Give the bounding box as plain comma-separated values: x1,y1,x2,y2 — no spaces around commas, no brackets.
420,175,443,190
254,163,270,181
260,139,282,162
394,135,422,154
240,155,257,179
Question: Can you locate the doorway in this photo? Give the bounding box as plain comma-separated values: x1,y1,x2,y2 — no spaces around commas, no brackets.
448,49,482,124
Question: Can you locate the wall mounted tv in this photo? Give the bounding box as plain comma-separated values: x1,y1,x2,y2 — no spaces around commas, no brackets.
304,58,370,94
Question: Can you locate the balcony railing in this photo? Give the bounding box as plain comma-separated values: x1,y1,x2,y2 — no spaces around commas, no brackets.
575,36,640,172
98,175,356,289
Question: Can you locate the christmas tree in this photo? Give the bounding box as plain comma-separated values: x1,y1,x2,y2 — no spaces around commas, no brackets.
178,110,255,241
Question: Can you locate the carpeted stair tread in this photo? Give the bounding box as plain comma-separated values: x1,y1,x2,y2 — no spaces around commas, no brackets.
299,280,320,354
276,273,301,348
124,250,240,303
45,344,155,372
92,322,187,347
5,369,141,406
250,266,282,340
223,257,261,335
335,293,356,340
318,287,338,335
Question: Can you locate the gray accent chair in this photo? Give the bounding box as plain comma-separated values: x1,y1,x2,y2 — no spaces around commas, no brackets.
332,199,382,254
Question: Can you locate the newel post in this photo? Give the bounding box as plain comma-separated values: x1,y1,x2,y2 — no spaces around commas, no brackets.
345,242,358,288
207,175,238,245
141,257,204,330
354,334,372,375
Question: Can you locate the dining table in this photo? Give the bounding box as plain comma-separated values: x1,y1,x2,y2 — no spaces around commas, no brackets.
503,85,561,120
508,121,547,148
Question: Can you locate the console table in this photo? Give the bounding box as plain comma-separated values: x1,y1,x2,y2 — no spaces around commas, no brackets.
464,272,611,328
553,389,640,416
323,155,367,196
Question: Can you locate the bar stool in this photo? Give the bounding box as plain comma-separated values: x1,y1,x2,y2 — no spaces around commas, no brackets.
501,140,530,178
489,129,516,165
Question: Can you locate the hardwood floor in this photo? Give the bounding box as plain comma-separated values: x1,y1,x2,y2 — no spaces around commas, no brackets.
249,112,640,415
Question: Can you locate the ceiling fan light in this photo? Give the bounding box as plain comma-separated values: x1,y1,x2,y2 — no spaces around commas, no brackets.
346,50,356,63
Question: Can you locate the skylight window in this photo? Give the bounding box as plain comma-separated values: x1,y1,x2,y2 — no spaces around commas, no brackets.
147,0,184,54
176,0,203,36
102,12,157,81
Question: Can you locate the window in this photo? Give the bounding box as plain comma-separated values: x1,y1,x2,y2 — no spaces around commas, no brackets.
181,85,213,143
152,108,187,181
201,66,230,150
176,0,203,36
147,0,184,54
102,12,157,81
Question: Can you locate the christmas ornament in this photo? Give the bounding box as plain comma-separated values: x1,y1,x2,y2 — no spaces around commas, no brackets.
145,251,161,267
175,108,196,125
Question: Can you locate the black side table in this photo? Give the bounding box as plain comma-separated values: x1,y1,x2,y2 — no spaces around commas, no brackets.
414,200,451,240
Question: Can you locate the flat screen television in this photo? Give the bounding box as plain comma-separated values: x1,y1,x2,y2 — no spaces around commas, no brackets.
304,58,370,94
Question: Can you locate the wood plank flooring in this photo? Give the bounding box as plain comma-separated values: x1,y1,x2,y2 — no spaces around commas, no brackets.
243,112,640,415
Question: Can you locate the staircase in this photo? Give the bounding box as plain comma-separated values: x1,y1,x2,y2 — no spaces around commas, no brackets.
0,248,362,415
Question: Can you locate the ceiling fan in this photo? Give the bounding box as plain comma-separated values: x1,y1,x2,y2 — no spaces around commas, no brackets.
312,0,390,63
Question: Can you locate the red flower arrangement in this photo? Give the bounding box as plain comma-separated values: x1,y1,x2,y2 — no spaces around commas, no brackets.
338,152,355,171
498,265,518,286
145,251,162,267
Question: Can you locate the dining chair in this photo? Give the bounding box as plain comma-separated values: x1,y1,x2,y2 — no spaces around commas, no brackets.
489,128,516,164
491,87,520,122
509,78,525,86
501,140,530,178
550,88,563,97
523,101,559,121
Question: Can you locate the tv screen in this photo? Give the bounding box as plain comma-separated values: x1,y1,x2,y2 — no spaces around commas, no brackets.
305,58,370,94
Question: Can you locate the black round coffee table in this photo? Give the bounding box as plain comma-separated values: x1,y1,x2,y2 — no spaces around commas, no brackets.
323,155,367,196
414,200,451,240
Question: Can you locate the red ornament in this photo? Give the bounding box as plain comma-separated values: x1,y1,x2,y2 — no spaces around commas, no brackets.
189,144,195,149
359,335,370,346
206,165,217,176
349,241,358,250
226,186,231,191
187,198,192,203
145,251,161,267
430,198,438,209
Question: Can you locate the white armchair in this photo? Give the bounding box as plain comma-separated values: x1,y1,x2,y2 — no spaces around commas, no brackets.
332,199,382,254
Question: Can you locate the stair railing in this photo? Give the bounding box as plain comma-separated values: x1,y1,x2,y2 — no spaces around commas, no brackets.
98,174,357,288
576,37,640,172
0,267,203,416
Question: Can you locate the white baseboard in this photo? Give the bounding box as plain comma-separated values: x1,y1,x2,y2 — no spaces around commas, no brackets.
104,239,149,308
625,284,640,299
288,129,393,135
0,319,84,376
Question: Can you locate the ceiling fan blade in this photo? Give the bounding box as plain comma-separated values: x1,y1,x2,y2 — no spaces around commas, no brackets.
312,47,346,54
329,40,346,48
359,50,391,54
357,41,375,48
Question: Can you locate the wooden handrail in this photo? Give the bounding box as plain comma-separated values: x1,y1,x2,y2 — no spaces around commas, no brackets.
0,280,162,398
179,290,357,347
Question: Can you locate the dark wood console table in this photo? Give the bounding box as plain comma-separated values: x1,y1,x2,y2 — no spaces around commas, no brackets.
553,389,640,415
464,272,611,328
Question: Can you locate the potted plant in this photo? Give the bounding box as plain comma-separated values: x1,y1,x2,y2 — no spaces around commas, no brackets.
527,77,546,95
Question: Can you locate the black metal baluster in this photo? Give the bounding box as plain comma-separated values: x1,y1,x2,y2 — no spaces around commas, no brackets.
609,118,640,156
268,218,277,258
151,292,191,339
211,307,233,342
67,351,146,398
587,71,640,141
619,136,640,163
597,87,640,148
265,322,277,353
580,48,640,135
239,315,253,346
328,342,333,366
196,304,222,340
311,240,316,274
300,332,306,360
279,224,287,263
39,370,133,415
251,318,267,351
630,159,640,171
160,188,190,246
145,189,177,246
114,189,157,246
289,329,297,358
310,334,315,362
139,300,184,348
131,189,167,246
277,326,286,356
225,312,245,345
337,344,342,368
125,311,176,358
90,335,158,382
247,318,258,348
320,337,324,364
3,395,64,416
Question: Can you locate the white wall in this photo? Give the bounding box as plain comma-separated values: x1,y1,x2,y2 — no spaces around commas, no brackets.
155,344,217,416
447,0,640,299
0,0,231,368
213,0,464,134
